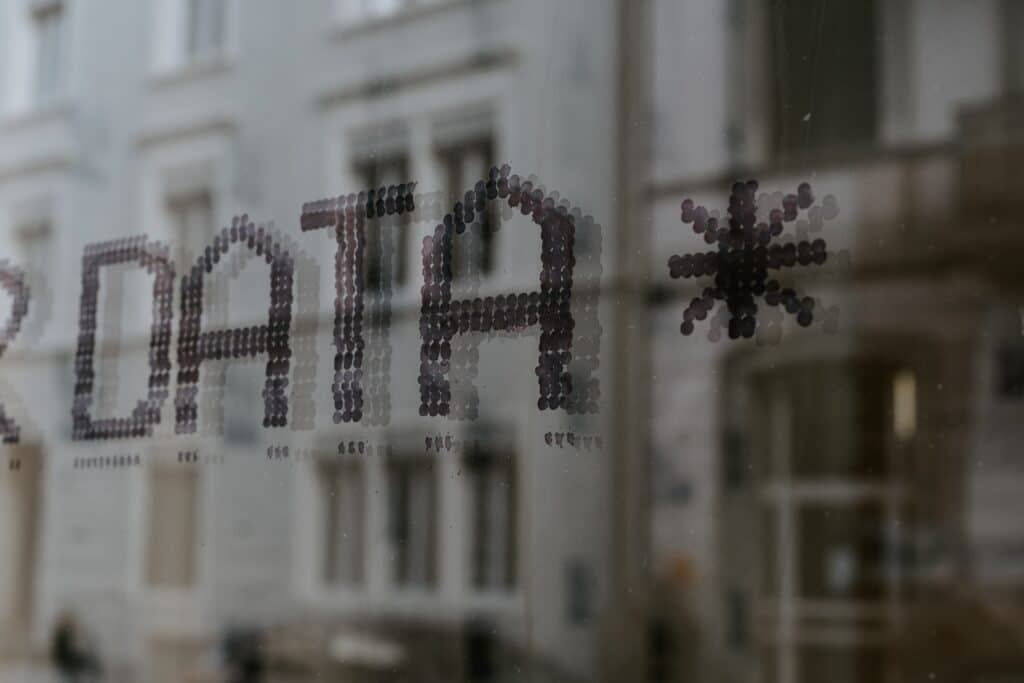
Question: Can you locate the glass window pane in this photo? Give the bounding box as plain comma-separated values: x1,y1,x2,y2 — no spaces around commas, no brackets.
388,458,437,588
321,461,365,586
466,448,516,590
187,0,226,58
798,503,888,601
34,7,63,102
355,156,410,290
770,0,878,155
1004,0,1024,93
443,142,496,281
168,192,214,267
761,504,779,597
756,363,893,480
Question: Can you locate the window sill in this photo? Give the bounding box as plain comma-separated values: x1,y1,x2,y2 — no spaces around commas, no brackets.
149,54,235,90
329,0,499,41
648,139,955,200
0,98,72,132
765,141,886,171
300,589,522,617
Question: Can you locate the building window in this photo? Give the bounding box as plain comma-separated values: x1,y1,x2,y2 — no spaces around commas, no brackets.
167,190,214,269
777,362,892,479
725,589,749,651
441,141,497,281
146,466,199,588
767,0,878,157
997,342,1024,399
798,502,888,601
320,459,365,587
387,456,437,588
733,360,903,683
565,558,593,625
14,221,52,272
222,369,260,445
31,0,66,104
1004,0,1024,94
353,155,410,291
723,428,748,490
0,446,42,644
465,447,516,591
185,0,227,61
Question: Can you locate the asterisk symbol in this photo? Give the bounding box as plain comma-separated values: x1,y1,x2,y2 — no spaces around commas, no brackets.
667,180,833,340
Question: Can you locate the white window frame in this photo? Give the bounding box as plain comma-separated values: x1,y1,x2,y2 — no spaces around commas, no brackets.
151,0,238,78
2,0,72,116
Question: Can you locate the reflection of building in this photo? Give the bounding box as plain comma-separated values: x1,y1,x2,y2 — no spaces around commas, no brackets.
0,0,631,680
2,0,1023,681
650,1,1024,681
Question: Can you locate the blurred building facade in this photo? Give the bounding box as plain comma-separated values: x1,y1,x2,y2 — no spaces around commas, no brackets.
0,0,635,680
2,0,1024,682
649,0,1024,681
